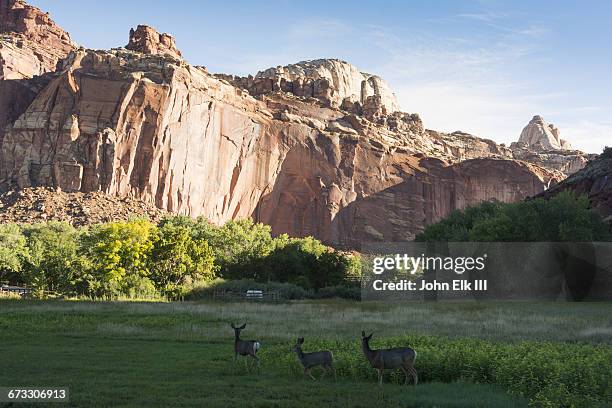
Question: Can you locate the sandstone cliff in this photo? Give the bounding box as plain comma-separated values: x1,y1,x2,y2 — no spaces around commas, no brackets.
0,3,581,248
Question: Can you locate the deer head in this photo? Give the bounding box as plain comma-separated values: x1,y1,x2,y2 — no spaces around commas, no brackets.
291,337,305,353
361,331,373,341
361,331,374,350
231,322,247,338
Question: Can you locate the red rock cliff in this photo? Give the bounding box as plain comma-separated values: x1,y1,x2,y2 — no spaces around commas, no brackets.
0,3,571,248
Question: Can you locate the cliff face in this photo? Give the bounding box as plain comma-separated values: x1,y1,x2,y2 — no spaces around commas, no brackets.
0,3,580,248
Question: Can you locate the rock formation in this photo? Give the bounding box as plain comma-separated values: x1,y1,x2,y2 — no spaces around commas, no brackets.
0,2,588,248
0,0,75,79
218,59,401,113
125,25,182,60
516,115,572,151
510,115,593,175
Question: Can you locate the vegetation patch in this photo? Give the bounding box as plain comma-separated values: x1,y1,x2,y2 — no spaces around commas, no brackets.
261,335,612,408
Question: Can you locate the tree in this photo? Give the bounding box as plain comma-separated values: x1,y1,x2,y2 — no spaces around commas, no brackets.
209,219,276,279
150,223,216,298
83,219,157,298
0,224,29,285
20,222,82,296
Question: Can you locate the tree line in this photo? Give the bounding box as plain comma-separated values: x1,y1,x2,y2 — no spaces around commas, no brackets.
0,216,360,299
416,191,611,242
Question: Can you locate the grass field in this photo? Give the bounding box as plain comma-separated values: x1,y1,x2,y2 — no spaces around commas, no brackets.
1,300,611,407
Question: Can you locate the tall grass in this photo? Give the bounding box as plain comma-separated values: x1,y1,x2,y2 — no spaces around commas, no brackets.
260,335,612,407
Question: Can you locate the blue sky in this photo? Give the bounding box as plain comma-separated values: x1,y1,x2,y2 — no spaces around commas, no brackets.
32,0,611,153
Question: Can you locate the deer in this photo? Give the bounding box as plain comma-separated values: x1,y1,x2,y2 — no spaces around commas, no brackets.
290,337,336,381
230,323,261,371
361,331,418,387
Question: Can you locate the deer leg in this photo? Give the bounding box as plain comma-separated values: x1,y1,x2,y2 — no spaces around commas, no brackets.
378,369,383,387
408,365,418,385
320,367,326,380
305,368,316,381
400,367,409,385
253,355,260,372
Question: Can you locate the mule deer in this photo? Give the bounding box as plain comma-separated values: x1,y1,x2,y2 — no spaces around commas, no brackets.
361,331,417,386
231,323,261,371
291,337,336,381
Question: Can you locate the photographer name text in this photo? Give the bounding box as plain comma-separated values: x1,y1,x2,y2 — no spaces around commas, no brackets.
372,279,488,291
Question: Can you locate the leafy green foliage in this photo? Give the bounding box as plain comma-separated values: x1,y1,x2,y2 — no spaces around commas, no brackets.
0,216,358,298
82,219,158,298
417,191,612,242
21,222,83,296
0,224,29,284
150,222,215,298
602,146,612,159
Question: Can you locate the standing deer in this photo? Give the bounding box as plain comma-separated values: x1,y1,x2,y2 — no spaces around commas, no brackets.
291,337,336,381
231,323,261,371
361,331,418,387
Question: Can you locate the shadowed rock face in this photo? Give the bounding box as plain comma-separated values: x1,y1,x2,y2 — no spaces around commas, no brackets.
0,1,576,248
539,153,612,224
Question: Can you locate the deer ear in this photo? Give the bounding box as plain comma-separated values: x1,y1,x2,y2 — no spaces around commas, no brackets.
368,332,374,339
239,323,246,329
361,330,366,337
230,323,235,329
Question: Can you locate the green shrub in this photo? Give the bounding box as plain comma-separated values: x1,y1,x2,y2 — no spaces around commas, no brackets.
602,146,612,159
187,278,310,300
186,278,361,300
260,335,612,408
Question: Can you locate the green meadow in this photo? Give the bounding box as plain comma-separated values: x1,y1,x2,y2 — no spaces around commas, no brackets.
1,300,611,407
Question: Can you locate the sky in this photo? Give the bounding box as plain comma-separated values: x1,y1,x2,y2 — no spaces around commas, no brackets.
32,0,612,153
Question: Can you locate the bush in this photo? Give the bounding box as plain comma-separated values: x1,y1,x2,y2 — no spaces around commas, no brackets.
187,278,361,300
259,335,612,407
187,278,310,300
602,146,612,159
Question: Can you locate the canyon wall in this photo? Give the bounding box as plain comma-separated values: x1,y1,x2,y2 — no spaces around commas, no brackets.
0,2,588,248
